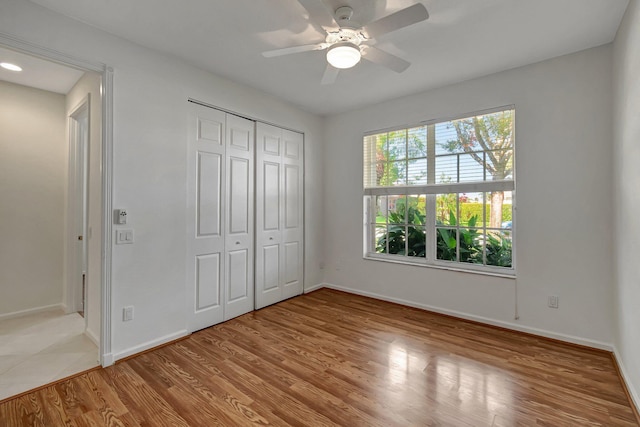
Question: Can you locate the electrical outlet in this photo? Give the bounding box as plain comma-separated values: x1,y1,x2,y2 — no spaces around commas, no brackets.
548,295,559,309
123,306,134,321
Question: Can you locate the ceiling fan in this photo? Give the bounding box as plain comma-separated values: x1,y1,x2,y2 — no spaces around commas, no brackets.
262,0,429,84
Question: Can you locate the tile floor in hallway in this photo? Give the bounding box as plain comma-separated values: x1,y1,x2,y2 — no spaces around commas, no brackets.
0,309,99,401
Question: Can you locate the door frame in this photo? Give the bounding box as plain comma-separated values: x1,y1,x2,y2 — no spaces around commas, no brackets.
0,31,114,366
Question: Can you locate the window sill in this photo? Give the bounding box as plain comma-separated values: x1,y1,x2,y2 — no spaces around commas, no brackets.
363,254,516,279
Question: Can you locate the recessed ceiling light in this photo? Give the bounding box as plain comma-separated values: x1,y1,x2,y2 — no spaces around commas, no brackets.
0,62,23,72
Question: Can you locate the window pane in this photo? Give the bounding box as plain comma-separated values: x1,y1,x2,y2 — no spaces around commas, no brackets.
387,130,406,161
375,196,388,224
393,160,408,185
407,196,426,257
486,149,514,180
435,122,471,155
376,161,390,186
435,154,458,183
375,134,387,158
459,228,483,264
387,225,406,255
459,193,483,227
485,230,512,267
388,195,406,224
407,158,427,185
379,160,406,186
436,227,457,261
375,225,388,254
436,193,457,226
408,126,427,158
407,223,426,258
485,191,512,229
406,195,426,225
458,153,485,182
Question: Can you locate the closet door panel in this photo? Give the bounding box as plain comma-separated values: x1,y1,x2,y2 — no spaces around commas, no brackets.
227,249,249,302
187,104,226,331
228,157,249,234
196,253,221,310
197,152,222,236
256,123,284,309
284,164,300,229
256,124,304,308
224,114,255,320
262,162,280,231
281,130,304,300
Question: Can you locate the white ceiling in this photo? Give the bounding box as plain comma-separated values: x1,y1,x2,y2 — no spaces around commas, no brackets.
0,46,85,94
27,0,629,115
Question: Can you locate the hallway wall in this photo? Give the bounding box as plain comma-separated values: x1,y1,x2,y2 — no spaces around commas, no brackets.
0,80,67,317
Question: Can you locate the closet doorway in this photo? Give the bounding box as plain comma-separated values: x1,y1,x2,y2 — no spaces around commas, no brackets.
186,101,304,332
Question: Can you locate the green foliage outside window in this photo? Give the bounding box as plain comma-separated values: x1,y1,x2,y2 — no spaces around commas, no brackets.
376,208,512,268
376,199,426,257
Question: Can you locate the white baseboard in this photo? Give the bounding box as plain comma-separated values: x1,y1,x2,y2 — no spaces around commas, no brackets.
323,283,614,351
0,303,64,321
85,327,100,347
112,330,190,363
304,283,325,293
613,346,640,417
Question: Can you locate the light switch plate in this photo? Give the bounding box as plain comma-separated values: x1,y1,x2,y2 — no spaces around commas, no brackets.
116,229,134,244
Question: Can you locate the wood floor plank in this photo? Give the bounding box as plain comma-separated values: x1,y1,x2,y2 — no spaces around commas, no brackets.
0,288,637,426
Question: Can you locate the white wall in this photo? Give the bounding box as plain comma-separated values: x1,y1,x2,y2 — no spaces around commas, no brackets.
65,72,102,343
0,80,66,316
613,0,640,408
0,0,324,361
324,46,614,347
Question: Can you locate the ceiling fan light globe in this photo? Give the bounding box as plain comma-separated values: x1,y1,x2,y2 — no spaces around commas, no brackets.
326,43,361,69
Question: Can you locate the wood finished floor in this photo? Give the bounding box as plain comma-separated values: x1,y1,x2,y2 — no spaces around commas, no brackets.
0,288,637,426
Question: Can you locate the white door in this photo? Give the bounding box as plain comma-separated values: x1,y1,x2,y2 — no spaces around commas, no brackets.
255,123,304,309
187,104,255,332
187,104,226,331
224,114,254,320
67,100,89,316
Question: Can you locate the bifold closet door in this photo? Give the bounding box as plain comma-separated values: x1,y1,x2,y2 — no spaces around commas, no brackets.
223,114,255,321
186,103,254,332
255,123,304,310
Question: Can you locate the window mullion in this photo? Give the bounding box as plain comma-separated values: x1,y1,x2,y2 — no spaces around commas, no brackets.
482,192,487,265
404,129,409,185
427,125,435,185
426,194,436,261
426,125,436,261
456,194,460,262
369,197,376,254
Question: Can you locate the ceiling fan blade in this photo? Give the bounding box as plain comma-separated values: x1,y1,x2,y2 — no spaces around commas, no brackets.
321,64,339,85
362,46,411,73
362,3,429,39
297,0,340,30
262,43,326,58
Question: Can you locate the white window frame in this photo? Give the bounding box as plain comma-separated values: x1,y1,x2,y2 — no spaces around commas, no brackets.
363,106,516,277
